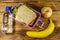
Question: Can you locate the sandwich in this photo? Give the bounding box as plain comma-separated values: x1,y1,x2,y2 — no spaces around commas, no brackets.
15,5,37,26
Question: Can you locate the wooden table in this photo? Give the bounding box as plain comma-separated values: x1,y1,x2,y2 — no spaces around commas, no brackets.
0,0,60,40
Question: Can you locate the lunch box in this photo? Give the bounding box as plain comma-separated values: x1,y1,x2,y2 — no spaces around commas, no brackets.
13,3,44,28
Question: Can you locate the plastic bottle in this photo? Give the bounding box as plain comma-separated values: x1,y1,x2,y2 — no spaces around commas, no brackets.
2,6,14,34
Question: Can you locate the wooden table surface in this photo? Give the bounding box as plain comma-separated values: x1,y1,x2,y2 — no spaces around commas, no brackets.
0,0,60,40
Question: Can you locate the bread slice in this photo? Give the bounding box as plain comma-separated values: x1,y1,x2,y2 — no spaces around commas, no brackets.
15,5,37,25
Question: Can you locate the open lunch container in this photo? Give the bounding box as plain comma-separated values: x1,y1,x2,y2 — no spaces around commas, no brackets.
13,3,44,28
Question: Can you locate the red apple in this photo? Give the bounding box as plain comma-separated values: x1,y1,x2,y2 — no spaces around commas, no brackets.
41,7,52,18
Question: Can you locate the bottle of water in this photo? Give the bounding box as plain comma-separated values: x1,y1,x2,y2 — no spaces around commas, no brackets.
2,6,14,34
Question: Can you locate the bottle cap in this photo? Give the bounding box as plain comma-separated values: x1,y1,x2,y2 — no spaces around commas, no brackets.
6,6,11,12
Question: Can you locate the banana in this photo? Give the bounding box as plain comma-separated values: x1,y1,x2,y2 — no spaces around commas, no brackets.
26,18,55,38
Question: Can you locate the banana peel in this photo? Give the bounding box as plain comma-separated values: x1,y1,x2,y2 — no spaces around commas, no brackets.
26,18,55,38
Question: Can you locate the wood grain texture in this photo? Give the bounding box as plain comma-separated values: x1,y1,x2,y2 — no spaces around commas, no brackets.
0,2,60,12
0,0,60,2
0,0,60,40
